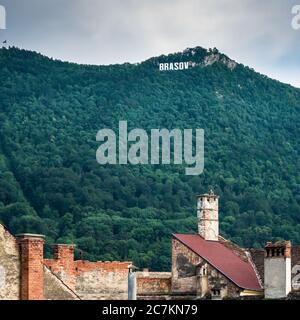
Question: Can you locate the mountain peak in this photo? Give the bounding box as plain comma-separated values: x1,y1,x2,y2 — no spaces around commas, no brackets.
146,46,237,71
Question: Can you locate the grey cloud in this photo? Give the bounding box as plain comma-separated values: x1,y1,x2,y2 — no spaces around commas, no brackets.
0,0,300,87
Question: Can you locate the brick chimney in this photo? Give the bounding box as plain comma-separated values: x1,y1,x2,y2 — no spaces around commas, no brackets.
264,241,292,299
53,244,74,262
16,234,45,300
197,190,219,241
52,244,75,289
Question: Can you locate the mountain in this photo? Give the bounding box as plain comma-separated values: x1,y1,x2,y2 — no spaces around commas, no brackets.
0,46,300,271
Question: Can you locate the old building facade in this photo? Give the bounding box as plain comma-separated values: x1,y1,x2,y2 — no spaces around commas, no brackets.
1,191,300,300
137,191,300,300
0,224,131,300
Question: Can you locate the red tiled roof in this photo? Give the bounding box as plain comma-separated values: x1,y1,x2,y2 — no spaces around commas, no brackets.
173,234,262,291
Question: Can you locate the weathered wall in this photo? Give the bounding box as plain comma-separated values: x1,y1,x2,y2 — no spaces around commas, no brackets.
45,254,131,300
74,261,131,300
44,243,132,300
172,238,200,294
44,266,79,300
137,271,171,299
0,224,20,300
171,238,241,299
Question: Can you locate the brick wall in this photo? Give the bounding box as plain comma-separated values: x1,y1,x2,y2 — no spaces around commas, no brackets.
137,270,171,299
44,244,75,289
44,249,132,300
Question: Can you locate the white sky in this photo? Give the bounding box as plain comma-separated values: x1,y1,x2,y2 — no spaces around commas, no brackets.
1,0,300,87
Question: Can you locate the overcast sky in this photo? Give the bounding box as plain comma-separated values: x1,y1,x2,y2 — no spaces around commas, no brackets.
1,0,300,87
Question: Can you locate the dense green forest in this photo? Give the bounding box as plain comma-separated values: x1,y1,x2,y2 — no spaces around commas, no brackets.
0,46,300,271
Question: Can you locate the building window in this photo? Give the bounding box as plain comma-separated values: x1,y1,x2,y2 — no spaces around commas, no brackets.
201,268,207,276
212,289,221,296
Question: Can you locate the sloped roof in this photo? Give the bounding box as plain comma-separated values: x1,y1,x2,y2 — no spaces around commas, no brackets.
173,234,262,291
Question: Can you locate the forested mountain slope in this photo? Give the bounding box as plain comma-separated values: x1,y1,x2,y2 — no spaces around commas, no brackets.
0,46,300,270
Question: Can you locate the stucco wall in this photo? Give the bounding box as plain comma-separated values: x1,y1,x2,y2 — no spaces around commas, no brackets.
0,224,20,300
264,258,291,299
74,261,131,300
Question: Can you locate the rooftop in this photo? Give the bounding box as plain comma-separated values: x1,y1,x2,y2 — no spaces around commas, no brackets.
173,233,262,291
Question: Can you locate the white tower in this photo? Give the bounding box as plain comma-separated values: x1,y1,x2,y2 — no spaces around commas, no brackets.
197,190,219,241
